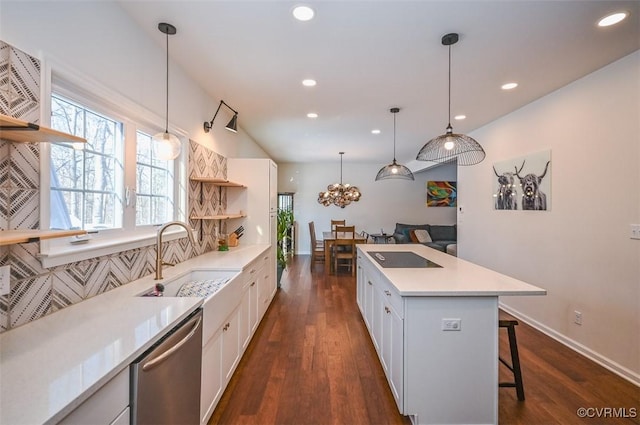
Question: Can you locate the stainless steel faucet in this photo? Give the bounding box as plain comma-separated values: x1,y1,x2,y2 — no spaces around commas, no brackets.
155,221,196,280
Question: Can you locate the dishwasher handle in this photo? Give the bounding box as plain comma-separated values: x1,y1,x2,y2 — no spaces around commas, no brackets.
142,315,202,372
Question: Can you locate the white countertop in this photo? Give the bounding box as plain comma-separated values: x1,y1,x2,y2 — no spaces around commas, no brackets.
0,244,270,425
358,244,546,297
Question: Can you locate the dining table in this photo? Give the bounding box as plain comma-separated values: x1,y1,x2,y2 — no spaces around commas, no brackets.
322,231,367,274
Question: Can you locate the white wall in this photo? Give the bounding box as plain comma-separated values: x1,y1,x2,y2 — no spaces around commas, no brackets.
278,161,456,255
459,51,640,383
0,1,268,160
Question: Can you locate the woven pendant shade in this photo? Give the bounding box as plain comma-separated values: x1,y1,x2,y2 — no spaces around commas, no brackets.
416,33,485,166
416,125,486,165
376,107,415,181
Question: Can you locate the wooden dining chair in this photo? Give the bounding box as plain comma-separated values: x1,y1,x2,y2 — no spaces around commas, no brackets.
331,219,346,232
309,221,325,271
333,225,357,276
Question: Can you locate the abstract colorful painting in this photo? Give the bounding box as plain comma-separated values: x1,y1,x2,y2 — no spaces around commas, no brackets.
427,181,457,207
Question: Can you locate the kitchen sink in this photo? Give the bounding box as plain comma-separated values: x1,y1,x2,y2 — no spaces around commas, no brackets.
138,269,239,298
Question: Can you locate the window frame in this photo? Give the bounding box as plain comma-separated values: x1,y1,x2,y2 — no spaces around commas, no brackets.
39,66,188,268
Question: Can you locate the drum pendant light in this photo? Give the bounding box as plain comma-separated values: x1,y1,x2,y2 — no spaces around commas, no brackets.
152,22,181,160
375,107,414,181
416,33,485,166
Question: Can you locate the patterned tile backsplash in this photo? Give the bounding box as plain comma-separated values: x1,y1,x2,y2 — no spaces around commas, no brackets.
0,40,228,333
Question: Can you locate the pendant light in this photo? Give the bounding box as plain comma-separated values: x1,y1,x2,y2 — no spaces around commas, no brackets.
152,22,181,161
416,33,485,166
318,152,361,208
375,107,414,181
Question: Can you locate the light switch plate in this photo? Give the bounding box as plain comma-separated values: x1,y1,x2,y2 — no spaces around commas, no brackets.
0,265,10,296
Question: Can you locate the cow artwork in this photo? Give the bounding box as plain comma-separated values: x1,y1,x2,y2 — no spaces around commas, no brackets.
493,161,524,210
516,160,551,210
493,150,552,212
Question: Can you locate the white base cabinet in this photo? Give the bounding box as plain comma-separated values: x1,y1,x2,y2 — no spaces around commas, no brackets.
59,368,129,425
357,248,499,425
357,252,404,410
200,250,276,425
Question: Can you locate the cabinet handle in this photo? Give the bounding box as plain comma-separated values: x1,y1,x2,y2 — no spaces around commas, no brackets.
367,281,373,286
384,290,391,296
250,282,256,287
384,306,390,314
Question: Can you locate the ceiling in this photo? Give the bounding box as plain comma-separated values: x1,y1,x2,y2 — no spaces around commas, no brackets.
118,1,639,166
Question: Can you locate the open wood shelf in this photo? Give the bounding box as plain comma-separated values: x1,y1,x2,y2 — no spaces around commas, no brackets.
0,114,87,145
0,229,87,246
190,213,246,220
189,177,245,187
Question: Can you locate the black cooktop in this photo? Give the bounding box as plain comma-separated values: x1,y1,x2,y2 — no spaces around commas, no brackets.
369,251,442,268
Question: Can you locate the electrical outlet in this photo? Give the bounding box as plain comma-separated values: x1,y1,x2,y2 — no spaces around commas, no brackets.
442,318,462,331
0,266,10,296
574,310,583,325
630,224,640,240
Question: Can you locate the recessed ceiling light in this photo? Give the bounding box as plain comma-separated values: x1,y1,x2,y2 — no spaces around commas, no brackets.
293,5,315,21
598,11,628,27
371,129,381,134
454,115,466,121
307,112,318,118
501,82,518,90
302,79,316,87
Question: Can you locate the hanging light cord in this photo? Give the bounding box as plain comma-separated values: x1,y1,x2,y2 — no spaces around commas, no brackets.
447,42,452,130
164,31,169,133
340,152,344,184
393,112,397,161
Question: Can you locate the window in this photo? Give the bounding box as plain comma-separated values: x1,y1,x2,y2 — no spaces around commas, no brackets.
50,94,124,230
43,83,185,267
136,131,175,225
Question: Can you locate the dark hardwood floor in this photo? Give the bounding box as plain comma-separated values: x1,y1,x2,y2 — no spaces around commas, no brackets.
210,255,639,425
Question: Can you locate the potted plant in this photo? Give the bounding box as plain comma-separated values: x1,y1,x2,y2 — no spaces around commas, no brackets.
276,208,294,286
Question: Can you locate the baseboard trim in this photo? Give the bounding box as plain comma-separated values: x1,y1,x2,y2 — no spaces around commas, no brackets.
499,302,640,387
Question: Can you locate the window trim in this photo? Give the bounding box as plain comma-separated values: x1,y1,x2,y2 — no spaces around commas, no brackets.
39,60,189,268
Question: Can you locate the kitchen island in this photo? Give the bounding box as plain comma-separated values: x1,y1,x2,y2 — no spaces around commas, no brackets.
356,244,546,425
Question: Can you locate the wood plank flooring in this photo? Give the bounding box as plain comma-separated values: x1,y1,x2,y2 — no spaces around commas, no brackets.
210,255,639,425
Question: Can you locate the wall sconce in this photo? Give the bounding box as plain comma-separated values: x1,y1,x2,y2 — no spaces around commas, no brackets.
203,100,239,133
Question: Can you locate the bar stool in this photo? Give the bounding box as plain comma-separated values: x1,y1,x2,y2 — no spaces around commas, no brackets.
499,319,525,401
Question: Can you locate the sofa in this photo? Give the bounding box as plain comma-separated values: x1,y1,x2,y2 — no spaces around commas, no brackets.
392,223,457,254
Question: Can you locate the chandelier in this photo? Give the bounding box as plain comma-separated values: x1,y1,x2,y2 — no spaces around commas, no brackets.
318,152,361,208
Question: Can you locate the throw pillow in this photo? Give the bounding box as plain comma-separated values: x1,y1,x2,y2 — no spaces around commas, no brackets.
413,229,432,243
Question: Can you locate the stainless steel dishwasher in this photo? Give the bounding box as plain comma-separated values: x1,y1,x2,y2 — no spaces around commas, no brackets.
131,309,203,425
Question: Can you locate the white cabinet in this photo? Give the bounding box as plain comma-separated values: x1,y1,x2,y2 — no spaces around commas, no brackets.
257,251,276,320
356,247,501,424
200,304,241,425
228,158,278,246
356,251,405,413
199,249,277,425
200,331,223,424
241,272,259,348
269,160,277,213
381,292,403,407
221,306,241,383
59,368,129,425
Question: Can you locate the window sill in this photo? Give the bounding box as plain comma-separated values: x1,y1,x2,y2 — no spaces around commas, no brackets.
39,227,191,268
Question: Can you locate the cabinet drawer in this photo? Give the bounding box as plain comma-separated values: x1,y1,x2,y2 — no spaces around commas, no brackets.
377,277,403,317
59,368,129,425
